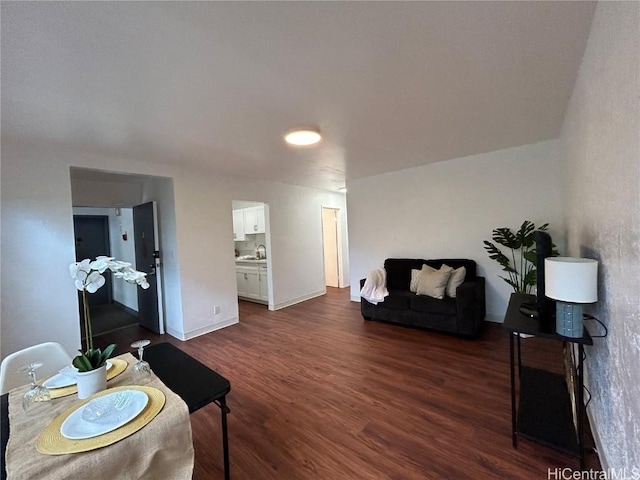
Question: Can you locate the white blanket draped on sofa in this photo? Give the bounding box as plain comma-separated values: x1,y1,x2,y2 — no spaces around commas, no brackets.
360,268,389,305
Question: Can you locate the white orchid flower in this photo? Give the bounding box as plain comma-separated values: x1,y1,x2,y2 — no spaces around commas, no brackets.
69,257,149,293
69,259,91,279
84,271,106,293
74,269,88,291
109,260,132,272
116,267,151,289
90,256,116,273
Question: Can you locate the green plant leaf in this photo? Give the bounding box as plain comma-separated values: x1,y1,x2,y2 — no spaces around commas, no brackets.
73,351,93,372
100,344,117,366
524,268,537,286
483,241,511,269
519,220,536,248
523,250,538,265
89,348,102,367
492,228,520,249
500,276,520,292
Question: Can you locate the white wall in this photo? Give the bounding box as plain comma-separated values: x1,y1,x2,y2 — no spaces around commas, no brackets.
72,206,138,311
0,137,348,356
347,140,566,320
560,1,640,470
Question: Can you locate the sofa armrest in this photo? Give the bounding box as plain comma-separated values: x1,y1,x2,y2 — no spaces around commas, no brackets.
455,277,486,336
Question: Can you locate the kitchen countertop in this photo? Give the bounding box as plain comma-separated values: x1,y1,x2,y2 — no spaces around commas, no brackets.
235,259,267,264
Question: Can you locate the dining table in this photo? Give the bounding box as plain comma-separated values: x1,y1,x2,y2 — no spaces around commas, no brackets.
1,343,232,480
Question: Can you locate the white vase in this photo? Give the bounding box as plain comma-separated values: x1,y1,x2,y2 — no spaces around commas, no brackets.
76,364,107,399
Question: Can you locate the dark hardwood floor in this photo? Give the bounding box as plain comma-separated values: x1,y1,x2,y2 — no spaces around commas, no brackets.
105,288,600,479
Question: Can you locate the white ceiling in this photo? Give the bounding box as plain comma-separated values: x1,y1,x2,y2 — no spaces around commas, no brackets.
2,1,596,191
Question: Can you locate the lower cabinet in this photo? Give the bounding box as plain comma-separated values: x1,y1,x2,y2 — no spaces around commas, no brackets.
236,264,268,304
236,267,260,300
258,265,268,301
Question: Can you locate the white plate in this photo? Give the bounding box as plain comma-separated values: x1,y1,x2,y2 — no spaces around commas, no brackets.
60,390,149,440
44,361,113,389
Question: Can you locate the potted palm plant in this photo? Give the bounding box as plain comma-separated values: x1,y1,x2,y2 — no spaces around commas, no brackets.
70,256,150,398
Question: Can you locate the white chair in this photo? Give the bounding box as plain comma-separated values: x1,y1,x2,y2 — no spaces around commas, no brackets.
0,342,73,394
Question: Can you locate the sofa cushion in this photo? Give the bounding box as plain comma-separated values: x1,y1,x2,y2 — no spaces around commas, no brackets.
444,265,466,298
410,269,420,293
410,265,435,292
416,265,452,299
378,290,413,310
410,295,458,315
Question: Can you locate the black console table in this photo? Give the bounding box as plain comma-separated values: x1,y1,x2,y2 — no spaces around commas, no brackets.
503,293,592,469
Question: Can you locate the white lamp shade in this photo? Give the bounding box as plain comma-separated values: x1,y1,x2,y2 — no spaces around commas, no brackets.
545,257,598,303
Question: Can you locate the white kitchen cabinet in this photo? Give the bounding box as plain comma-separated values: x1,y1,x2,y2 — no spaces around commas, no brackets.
243,206,265,234
255,205,265,233
258,265,268,301
233,209,245,241
236,266,259,300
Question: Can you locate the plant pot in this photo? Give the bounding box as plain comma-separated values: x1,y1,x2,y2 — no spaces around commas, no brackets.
76,364,107,399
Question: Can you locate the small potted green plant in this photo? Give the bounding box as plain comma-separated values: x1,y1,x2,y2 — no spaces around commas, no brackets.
483,220,558,293
69,256,150,398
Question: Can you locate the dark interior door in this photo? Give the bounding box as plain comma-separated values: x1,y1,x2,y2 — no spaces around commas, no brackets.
73,216,112,307
133,202,161,334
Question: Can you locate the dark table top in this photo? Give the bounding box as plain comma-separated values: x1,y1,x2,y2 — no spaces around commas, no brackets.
502,293,593,345
1,341,231,479
144,342,231,413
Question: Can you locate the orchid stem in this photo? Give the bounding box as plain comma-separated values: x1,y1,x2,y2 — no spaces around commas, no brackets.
82,289,93,351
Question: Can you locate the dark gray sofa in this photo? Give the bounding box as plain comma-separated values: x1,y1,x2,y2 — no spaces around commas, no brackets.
360,258,486,337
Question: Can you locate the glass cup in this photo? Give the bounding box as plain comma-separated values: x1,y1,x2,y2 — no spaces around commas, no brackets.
131,340,152,385
17,362,51,414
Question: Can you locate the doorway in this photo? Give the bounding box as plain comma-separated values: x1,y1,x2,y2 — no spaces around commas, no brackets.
232,200,272,309
73,211,138,338
322,207,341,288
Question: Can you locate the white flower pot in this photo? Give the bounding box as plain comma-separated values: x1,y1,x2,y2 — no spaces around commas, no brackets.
76,364,107,399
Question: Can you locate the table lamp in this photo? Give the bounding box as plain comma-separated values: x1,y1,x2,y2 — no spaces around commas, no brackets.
545,257,598,338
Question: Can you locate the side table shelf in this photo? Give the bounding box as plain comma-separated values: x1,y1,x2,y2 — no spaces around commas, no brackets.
518,366,578,455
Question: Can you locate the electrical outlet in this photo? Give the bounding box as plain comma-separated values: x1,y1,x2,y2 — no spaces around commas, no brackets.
214,305,221,315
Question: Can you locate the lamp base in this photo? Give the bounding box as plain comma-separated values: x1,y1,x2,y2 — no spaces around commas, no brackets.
555,301,584,338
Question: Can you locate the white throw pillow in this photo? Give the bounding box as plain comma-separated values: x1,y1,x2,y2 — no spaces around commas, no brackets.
410,265,434,292
443,265,467,298
416,265,452,299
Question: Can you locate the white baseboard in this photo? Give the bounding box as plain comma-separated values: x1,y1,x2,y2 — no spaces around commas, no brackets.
166,317,239,341
351,295,361,302
272,290,326,310
485,314,503,323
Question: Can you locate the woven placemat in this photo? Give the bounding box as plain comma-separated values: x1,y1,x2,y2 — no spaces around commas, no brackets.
47,359,129,399
36,385,165,455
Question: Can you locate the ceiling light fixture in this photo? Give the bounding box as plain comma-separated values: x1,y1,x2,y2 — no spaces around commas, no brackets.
284,127,322,146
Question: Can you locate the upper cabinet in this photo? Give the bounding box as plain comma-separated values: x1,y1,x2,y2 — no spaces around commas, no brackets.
242,206,265,234
233,209,245,241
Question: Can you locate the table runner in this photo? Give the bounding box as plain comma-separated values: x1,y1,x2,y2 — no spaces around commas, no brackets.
6,353,194,480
